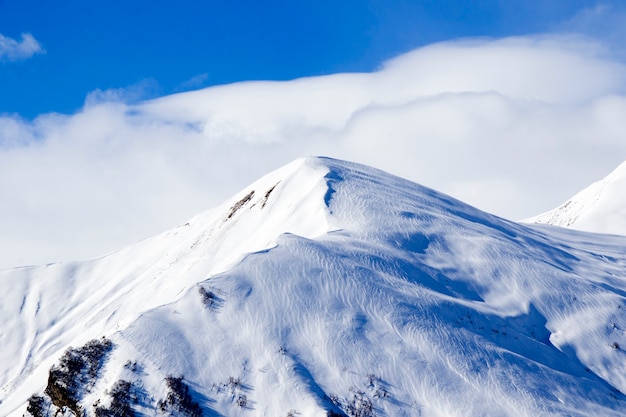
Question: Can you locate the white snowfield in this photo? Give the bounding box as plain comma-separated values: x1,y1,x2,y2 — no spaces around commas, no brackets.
2,157,626,416
527,159,626,235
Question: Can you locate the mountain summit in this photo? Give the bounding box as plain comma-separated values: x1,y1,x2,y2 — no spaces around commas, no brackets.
3,157,626,416
527,160,626,235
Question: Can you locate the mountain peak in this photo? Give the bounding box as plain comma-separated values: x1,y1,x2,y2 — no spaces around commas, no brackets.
527,159,626,235
4,158,626,416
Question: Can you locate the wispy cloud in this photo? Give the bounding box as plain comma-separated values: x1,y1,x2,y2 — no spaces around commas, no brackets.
175,73,210,92
84,78,160,106
0,32,44,61
559,2,626,57
2,35,626,269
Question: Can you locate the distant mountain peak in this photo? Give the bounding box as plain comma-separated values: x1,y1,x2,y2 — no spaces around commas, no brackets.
526,159,626,235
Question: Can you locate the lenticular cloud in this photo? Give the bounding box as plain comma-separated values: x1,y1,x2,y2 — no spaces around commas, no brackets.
1,34,626,269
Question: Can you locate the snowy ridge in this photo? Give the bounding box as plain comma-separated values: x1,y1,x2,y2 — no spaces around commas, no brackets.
526,160,626,235
0,157,332,412
3,157,626,416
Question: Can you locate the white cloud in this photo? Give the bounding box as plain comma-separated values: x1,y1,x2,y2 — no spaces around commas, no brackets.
175,73,210,91
84,78,160,106
559,3,626,58
2,35,626,269
0,32,44,61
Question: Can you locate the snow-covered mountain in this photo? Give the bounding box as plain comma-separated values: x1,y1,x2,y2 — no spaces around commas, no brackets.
3,157,626,416
526,160,626,235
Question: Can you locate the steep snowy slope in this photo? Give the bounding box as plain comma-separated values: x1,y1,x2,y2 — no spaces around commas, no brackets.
527,160,626,235
3,157,626,416
0,158,331,411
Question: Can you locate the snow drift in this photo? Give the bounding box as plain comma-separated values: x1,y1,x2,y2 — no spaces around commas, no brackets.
2,157,626,416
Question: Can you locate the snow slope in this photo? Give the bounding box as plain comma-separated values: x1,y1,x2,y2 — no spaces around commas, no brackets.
526,160,626,235
3,157,626,416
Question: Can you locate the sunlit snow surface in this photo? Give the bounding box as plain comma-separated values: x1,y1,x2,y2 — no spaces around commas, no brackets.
3,157,626,416
528,159,626,235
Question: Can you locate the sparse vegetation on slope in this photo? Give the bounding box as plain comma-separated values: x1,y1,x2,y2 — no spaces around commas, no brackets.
44,338,113,416
157,376,203,417
24,338,113,417
94,380,135,417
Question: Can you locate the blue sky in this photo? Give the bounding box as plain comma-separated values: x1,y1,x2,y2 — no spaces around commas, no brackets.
0,0,610,118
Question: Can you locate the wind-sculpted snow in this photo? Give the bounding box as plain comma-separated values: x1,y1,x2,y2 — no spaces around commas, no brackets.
3,157,626,416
